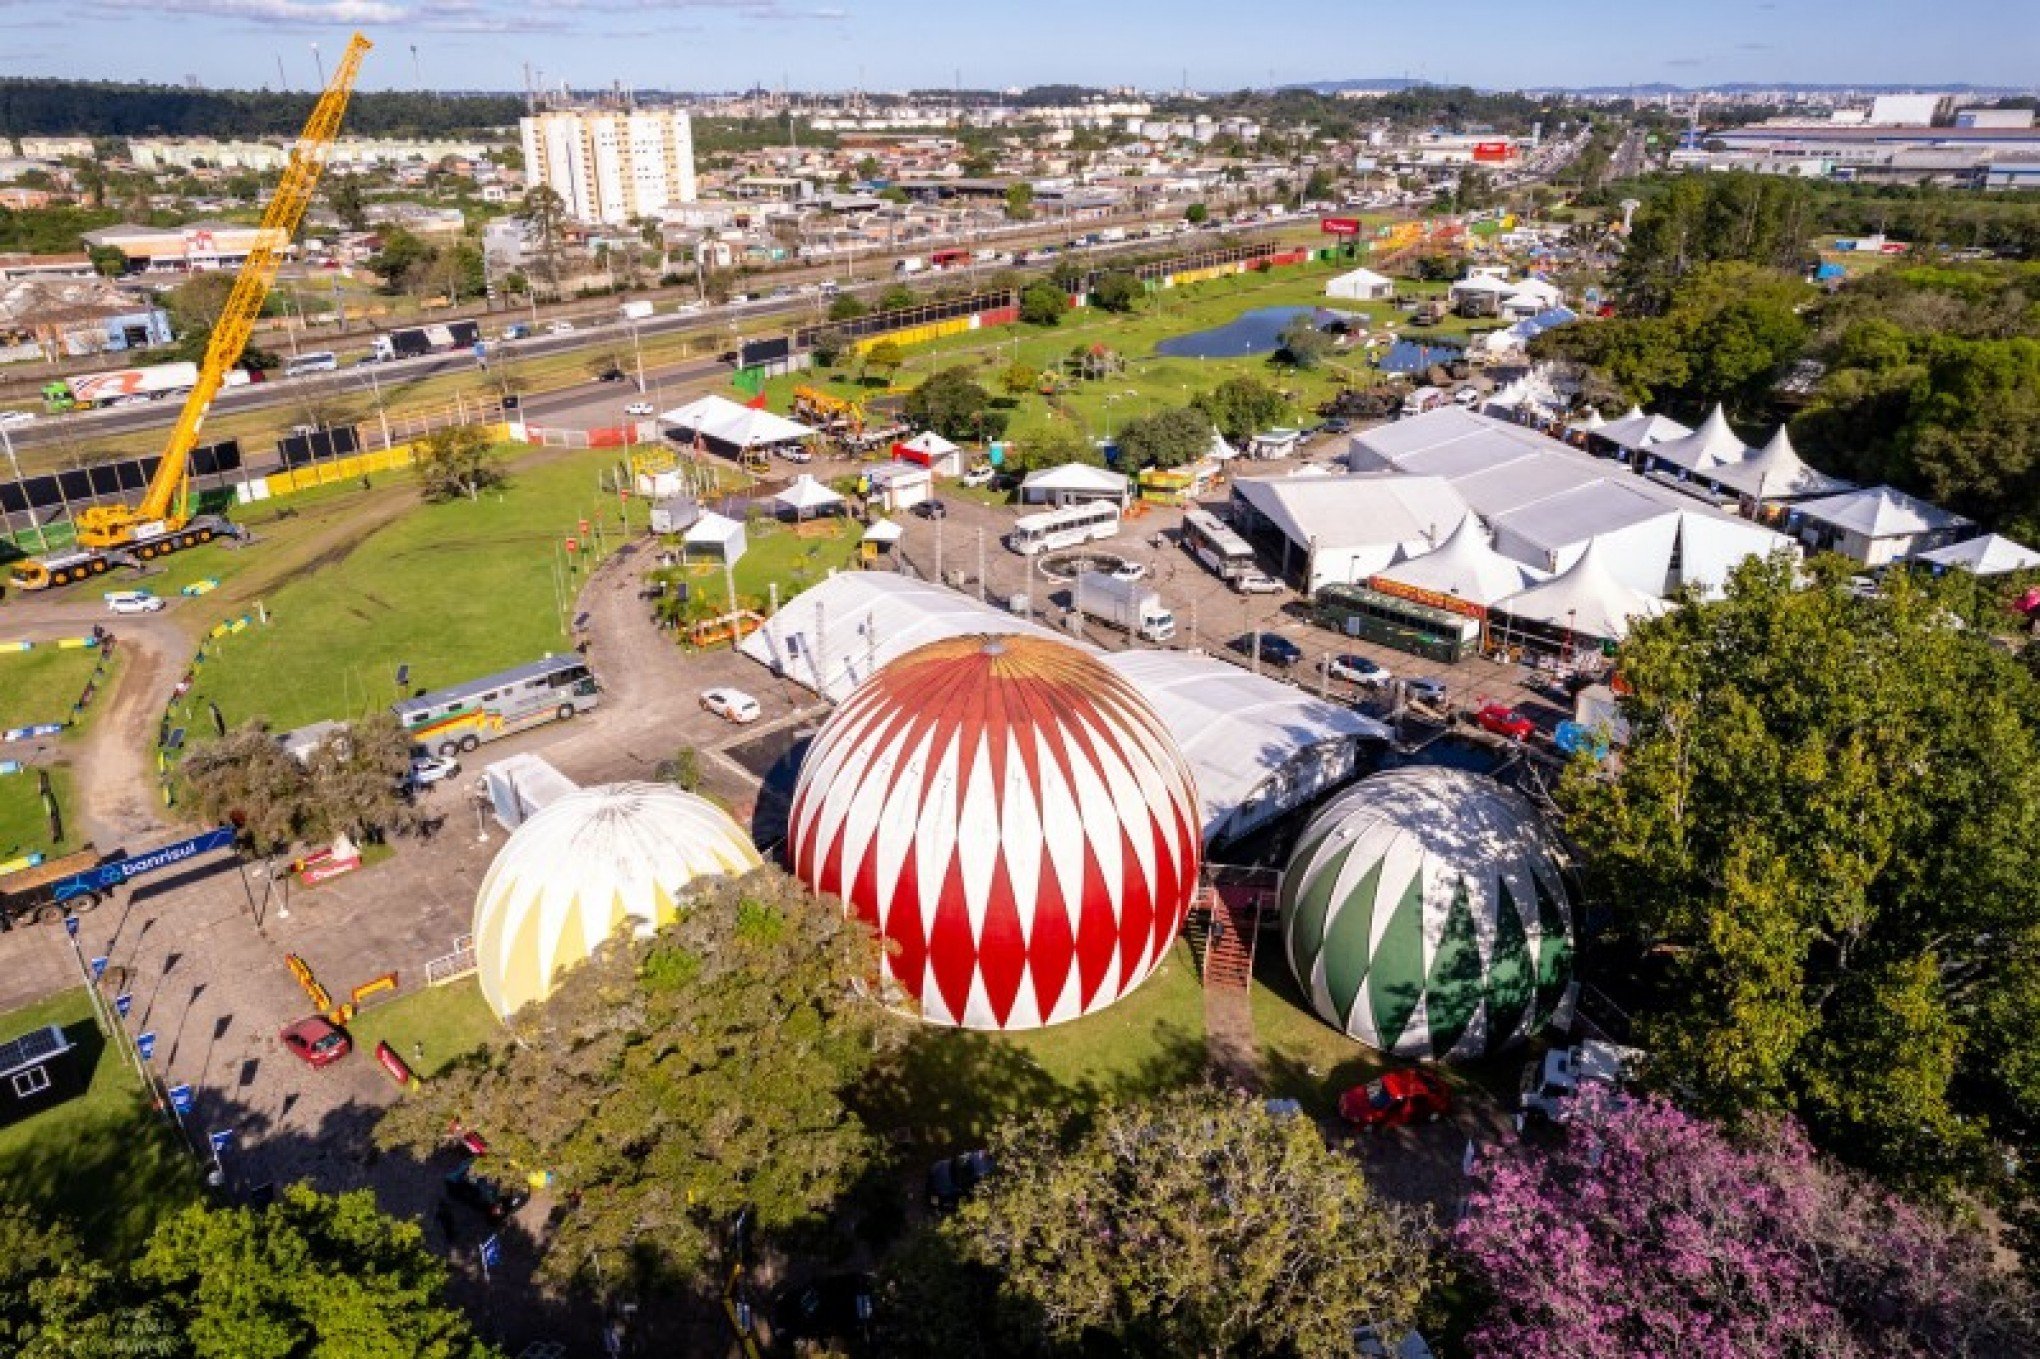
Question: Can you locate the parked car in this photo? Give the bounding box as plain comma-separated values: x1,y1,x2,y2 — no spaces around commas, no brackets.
596,366,625,382
960,464,995,488
624,401,654,417
443,1158,528,1223
777,446,813,463
1323,653,1389,686
0,409,35,428
1476,704,1535,741
278,1016,351,1068
1404,676,1449,706
547,320,576,335
1110,561,1148,582
913,498,948,520
1232,569,1282,595
1337,1068,1452,1130
926,1150,995,1213
105,591,165,615
1231,633,1303,668
409,754,460,788
701,687,761,724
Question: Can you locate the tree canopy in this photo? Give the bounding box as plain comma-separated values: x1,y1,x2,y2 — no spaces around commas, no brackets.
1192,375,1287,443
903,366,1005,443
1116,406,1212,470
1274,314,1333,370
377,869,893,1295
1561,556,2040,1200
1090,270,1142,315
415,425,507,503
1018,280,1068,327
181,712,419,855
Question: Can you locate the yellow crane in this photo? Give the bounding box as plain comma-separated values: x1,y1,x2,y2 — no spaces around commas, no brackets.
9,34,372,591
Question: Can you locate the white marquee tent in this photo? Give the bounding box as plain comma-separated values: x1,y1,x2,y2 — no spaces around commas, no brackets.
682,510,747,564
774,473,847,521
1374,512,1547,606
660,394,815,451
1231,471,1471,595
1325,266,1394,301
1913,533,2040,576
1019,462,1131,507
1493,538,1669,643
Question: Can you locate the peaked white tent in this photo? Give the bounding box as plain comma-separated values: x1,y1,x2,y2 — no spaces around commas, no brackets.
1568,408,1606,435
1595,406,1690,454
1911,533,2040,576
1326,266,1394,301
682,510,747,564
896,430,962,476
1208,429,1242,462
861,517,904,546
1374,513,1548,606
1707,425,1852,503
660,394,815,451
1018,462,1130,507
774,473,846,521
1493,538,1669,645
1647,405,1750,475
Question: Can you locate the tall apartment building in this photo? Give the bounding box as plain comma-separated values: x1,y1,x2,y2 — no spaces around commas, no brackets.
518,108,697,224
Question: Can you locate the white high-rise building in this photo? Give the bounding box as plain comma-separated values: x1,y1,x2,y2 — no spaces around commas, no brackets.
518,108,697,224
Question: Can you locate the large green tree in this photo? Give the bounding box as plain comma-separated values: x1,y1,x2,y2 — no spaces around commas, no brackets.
1117,406,1213,470
377,869,893,1293
1562,556,2040,1200
1192,376,1287,443
901,1088,1436,1358
904,366,1005,442
1018,280,1067,327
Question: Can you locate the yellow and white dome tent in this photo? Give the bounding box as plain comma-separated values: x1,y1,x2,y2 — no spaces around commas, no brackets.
472,781,762,1021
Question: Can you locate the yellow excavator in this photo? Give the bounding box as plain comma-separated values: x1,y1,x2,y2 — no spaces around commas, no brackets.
8,34,372,591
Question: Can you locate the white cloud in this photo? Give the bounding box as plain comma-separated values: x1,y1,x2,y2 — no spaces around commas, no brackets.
104,0,411,23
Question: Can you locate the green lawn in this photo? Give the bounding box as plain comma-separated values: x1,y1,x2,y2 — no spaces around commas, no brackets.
0,989,198,1255
0,765,76,862
182,447,628,734
0,645,103,732
1251,943,1392,1120
345,977,501,1080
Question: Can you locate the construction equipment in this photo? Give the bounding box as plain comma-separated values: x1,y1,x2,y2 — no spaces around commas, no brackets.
8,34,372,592
791,385,864,436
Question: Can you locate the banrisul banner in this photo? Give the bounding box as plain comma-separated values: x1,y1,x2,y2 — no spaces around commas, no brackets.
53,826,236,902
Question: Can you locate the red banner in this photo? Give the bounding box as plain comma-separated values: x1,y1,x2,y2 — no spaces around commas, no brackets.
1320,217,1362,236
1473,142,1512,163
1367,575,1487,621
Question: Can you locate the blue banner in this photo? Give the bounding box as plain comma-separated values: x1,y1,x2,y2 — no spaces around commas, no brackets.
479,1234,502,1269
53,826,236,904
168,1084,195,1116
89,956,108,979
208,1129,234,1154
63,914,79,938
114,993,132,1018
137,1031,156,1060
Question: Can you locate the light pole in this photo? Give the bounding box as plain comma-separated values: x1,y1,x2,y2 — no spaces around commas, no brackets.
360,363,392,448
628,319,645,393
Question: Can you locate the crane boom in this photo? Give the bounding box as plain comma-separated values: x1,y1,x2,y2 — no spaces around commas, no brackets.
73,33,372,549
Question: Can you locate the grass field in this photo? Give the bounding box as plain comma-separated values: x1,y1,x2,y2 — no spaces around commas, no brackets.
0,645,102,732
181,447,629,734
346,977,501,1080
1251,944,1392,1119
0,989,198,1255
0,766,75,862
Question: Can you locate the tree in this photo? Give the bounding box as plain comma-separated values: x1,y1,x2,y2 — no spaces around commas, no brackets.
903,366,1003,442
1090,269,1142,315
1456,1095,2038,1359
365,225,433,294
180,722,310,855
826,292,867,322
808,326,848,369
163,270,238,338
1184,202,1209,224
1192,375,1287,443
300,711,419,845
326,173,369,231
377,869,892,1290
1004,181,1034,221
877,284,915,312
1018,280,1066,327
1560,556,2040,1199
86,244,125,278
519,183,569,297
998,360,1040,397
181,714,421,856
1010,421,1102,472
415,424,506,502
863,339,906,385
1117,406,1212,470
1275,313,1332,370
934,1089,1436,1358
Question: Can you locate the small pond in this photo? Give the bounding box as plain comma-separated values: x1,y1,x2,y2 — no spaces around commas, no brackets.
1154,305,1357,359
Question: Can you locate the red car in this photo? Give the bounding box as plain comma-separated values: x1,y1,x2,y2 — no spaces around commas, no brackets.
1477,704,1535,741
1338,1068,1452,1130
279,1016,352,1068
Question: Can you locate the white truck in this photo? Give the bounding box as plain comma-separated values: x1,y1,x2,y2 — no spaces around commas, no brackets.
894,256,926,276
619,299,655,321
1518,1039,1646,1126
1074,571,1176,644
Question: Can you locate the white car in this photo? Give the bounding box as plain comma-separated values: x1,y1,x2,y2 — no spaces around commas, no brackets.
701,687,761,724
546,320,576,335
777,446,813,463
1111,561,1148,582
624,401,655,417
106,591,164,614
0,409,34,428
408,754,461,788
1232,570,1282,595
1323,653,1390,686
960,465,995,488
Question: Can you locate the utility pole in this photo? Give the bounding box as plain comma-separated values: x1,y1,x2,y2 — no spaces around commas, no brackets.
976,527,985,602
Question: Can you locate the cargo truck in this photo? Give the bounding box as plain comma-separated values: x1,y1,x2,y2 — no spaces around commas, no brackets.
42,362,257,412
619,300,655,321
1074,570,1176,644
371,319,483,362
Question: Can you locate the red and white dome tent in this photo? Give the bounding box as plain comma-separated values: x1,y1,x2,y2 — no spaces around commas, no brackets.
787,634,1201,1031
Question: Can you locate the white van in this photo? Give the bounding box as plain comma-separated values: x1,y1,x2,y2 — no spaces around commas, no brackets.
285,351,338,377
106,590,164,614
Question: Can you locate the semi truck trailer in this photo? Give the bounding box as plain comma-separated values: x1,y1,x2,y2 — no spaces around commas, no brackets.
1074,571,1176,644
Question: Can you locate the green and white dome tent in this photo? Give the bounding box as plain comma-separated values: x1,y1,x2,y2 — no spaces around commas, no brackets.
1277,767,1572,1061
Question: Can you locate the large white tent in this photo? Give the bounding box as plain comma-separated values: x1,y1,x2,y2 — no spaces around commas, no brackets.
1019,462,1130,507
1325,266,1394,301
1231,471,1471,595
773,473,847,521
1492,538,1669,643
682,510,747,564
1706,426,1852,504
1913,533,2040,576
1594,406,1691,457
1645,405,1750,476
1374,512,1547,606
660,394,814,451
1793,485,1974,567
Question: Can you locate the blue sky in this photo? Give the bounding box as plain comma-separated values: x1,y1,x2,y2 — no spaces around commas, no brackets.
0,0,2033,93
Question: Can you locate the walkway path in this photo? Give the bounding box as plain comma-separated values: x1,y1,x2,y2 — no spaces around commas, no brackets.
1191,885,1264,1091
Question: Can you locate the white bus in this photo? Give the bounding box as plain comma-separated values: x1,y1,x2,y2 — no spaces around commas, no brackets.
1006,501,1122,556
393,655,599,758
1181,507,1256,580
285,351,339,377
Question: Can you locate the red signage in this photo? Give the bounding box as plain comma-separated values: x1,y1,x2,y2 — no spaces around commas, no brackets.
1320,217,1362,236
1472,141,1512,163
1367,575,1487,621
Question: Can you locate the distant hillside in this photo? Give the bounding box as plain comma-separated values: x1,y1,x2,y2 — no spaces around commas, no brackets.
1284,78,1435,94
0,80,521,140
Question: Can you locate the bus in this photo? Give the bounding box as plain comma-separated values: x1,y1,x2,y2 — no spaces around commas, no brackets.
1006,501,1122,556
284,351,339,377
929,248,972,270
1312,584,1481,664
393,656,600,758
1181,507,1255,580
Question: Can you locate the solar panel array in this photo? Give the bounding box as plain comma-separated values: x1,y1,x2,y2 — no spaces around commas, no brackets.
0,1025,65,1077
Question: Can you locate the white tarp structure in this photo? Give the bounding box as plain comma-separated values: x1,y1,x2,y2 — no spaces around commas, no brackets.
1594,406,1690,456
1493,538,1669,643
1231,471,1471,595
861,518,904,547
1645,405,1751,476
1019,462,1130,507
1913,533,2040,575
1105,650,1390,844
1346,407,1796,599
480,752,579,832
660,394,815,450
1374,512,1547,605
774,474,846,521
1706,426,1853,504
1325,266,1394,301
682,510,747,564
1793,485,1974,567
1208,429,1243,462
738,574,1386,843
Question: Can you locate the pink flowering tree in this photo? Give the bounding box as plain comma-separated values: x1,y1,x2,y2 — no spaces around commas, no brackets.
1452,1094,2037,1359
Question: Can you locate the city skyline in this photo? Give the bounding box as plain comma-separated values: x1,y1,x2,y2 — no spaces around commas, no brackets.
0,0,2035,96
